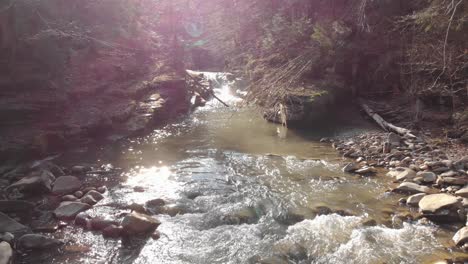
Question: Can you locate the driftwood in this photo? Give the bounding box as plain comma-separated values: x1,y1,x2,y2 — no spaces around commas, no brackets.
359,99,416,139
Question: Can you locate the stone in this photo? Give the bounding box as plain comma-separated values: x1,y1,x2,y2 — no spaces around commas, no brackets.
0,242,12,264
395,169,417,182
71,166,91,175
355,166,377,175
0,233,14,244
386,167,407,178
0,212,29,235
121,212,161,235
0,200,35,214
97,186,107,193
74,212,90,227
416,171,437,183
387,132,401,147
440,171,458,178
418,194,461,214
393,182,432,194
80,195,97,206
54,202,91,220
85,190,104,201
438,177,467,186
342,163,359,173
61,195,78,202
146,199,166,207
74,191,84,198
151,231,161,240
453,226,468,246
407,193,426,206
90,218,118,231
6,170,55,194
52,176,82,195
102,225,123,238
17,234,63,250
455,186,468,198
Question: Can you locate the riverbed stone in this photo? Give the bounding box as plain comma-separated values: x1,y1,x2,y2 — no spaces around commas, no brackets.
61,195,78,202
84,190,104,201
418,194,461,214
438,176,467,186
121,212,160,235
52,176,81,195
455,186,468,198
355,166,377,175
6,169,55,195
0,242,12,264
80,195,98,206
342,163,359,173
17,234,63,250
0,233,14,244
0,212,29,235
102,225,123,238
90,218,118,231
71,165,91,175
395,169,416,182
453,226,468,246
393,182,432,194
74,212,90,227
54,202,91,220
407,193,426,206
417,171,437,183
388,133,401,147
0,200,35,214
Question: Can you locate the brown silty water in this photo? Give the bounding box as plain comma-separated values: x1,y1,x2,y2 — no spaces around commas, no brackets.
19,72,467,263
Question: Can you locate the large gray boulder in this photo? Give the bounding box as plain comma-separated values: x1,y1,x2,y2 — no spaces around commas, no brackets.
6,170,55,194
0,212,29,235
418,194,461,214
17,234,63,250
121,212,160,235
52,176,81,195
0,242,12,264
54,202,91,220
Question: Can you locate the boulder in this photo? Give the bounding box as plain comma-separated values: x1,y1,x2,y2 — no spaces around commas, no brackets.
407,193,426,206
395,169,416,182
418,194,461,214
121,212,160,235
0,212,29,235
416,171,437,183
54,202,91,220
393,182,432,194
17,234,63,250
453,226,468,246
455,186,468,198
52,176,81,195
0,242,12,264
7,170,55,194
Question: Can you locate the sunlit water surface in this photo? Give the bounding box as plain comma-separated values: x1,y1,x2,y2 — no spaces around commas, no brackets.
25,73,466,264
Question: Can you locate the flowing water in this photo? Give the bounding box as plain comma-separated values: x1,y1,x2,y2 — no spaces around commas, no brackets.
24,73,465,263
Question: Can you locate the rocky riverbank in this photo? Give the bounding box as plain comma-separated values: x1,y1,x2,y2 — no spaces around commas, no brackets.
322,129,468,262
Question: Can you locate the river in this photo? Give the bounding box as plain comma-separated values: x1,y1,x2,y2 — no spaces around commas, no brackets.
21,73,460,264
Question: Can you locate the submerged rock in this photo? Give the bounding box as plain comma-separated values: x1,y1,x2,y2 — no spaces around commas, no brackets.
52,176,82,195
54,202,91,220
0,242,12,264
17,234,63,250
121,212,160,235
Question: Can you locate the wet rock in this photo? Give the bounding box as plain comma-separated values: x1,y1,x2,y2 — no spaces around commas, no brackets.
0,200,35,214
121,212,161,235
0,241,12,264
102,225,123,238
395,169,417,182
151,230,161,240
0,212,29,235
146,199,166,207
6,170,55,195
222,207,259,225
74,212,90,227
342,162,359,173
81,187,96,193
393,182,432,194
386,167,407,178
30,212,60,233
416,171,437,183
418,194,461,214
455,186,468,198
80,195,98,206
355,166,377,175
361,218,377,226
52,176,82,195
453,226,468,246
61,195,78,202
133,186,145,192
74,191,84,198
0,233,14,244
54,202,91,220
17,234,63,250
90,218,118,231
407,193,426,206
97,186,107,194
127,203,148,214
85,190,104,201
71,166,91,175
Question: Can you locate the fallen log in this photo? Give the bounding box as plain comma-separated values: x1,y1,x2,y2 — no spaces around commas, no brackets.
359,99,416,139
185,70,230,107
